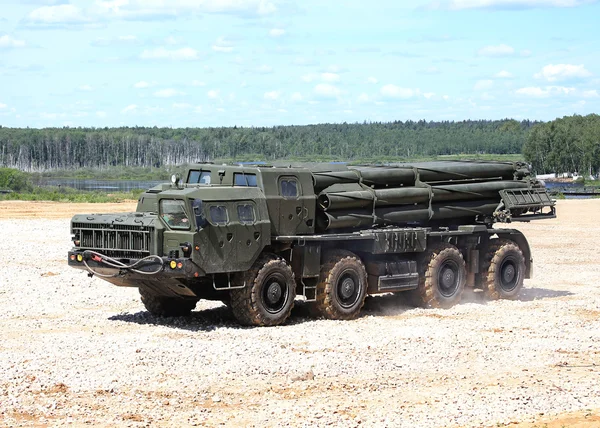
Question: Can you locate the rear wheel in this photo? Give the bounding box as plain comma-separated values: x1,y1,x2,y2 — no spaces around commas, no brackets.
139,288,198,317
315,250,368,320
481,239,525,300
230,254,296,326
409,243,466,309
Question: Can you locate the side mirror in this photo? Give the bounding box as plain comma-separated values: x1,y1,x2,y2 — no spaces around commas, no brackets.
171,174,182,188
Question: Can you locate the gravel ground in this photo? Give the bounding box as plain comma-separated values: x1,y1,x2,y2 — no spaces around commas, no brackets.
0,199,599,427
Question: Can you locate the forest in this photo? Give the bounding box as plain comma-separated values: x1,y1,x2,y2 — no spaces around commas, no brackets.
522,114,600,176
0,115,599,176
0,119,532,172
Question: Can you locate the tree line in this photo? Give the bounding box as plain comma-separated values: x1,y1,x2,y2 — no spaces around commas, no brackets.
1,116,598,177
0,119,533,172
523,114,600,176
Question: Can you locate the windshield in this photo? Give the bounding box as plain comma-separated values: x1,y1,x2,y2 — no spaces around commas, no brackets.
160,199,190,230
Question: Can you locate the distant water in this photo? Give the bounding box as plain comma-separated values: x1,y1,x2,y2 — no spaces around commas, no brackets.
40,178,164,192
544,181,597,199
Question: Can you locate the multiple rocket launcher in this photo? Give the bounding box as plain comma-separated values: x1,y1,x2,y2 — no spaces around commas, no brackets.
311,161,544,230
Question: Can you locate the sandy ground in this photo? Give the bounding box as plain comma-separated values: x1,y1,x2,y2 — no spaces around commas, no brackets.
0,200,137,219
0,199,599,427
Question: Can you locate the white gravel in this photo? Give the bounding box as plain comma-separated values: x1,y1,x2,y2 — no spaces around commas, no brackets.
1,200,599,427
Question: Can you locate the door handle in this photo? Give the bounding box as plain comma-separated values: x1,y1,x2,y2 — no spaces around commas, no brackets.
302,207,309,219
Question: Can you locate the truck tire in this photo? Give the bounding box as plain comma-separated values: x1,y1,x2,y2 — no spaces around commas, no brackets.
409,243,466,309
139,288,198,317
230,254,296,326
481,239,525,300
315,250,368,320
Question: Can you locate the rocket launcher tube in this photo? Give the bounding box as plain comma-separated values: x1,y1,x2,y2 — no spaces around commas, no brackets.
318,180,532,212
313,161,529,191
317,199,501,231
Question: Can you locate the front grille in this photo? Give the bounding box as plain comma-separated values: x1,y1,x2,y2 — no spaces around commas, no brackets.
73,222,153,258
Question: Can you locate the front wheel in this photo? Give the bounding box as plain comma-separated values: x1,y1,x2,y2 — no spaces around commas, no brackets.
139,288,198,317
315,250,368,320
481,239,525,300
230,254,296,326
408,243,466,309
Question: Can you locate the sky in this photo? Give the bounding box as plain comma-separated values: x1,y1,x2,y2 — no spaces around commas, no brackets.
0,0,599,128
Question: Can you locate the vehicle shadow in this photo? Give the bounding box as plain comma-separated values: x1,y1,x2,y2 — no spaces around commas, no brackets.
461,286,574,305
108,305,237,332
109,287,574,331
109,301,318,331
518,287,574,301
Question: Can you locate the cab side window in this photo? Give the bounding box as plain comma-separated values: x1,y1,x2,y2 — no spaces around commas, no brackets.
188,170,211,185
237,204,255,225
280,178,298,199
234,173,257,187
209,205,228,225
160,199,191,230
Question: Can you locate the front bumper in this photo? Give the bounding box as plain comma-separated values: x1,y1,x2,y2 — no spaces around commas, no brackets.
67,250,205,284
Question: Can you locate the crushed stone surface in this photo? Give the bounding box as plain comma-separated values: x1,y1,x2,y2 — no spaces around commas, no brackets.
0,199,599,427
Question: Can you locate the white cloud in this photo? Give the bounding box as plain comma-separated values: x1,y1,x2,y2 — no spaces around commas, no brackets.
314,84,342,98
303,72,341,83
95,0,277,19
269,28,285,37
357,93,370,102
495,70,513,79
154,88,185,98
582,90,598,98
78,84,93,91
302,73,317,83
0,103,7,109
264,90,281,100
164,36,179,45
520,49,532,57
212,37,234,53
140,47,199,61
478,44,515,57
534,64,592,82
323,65,347,74
172,102,193,109
474,79,494,90
96,111,107,118
515,86,576,97
191,80,206,87
423,66,441,74
380,84,419,99
0,35,26,48
92,35,138,46
207,89,220,99
423,92,436,99
433,0,593,10
133,81,153,88
321,72,340,82
255,65,273,74
367,77,378,84
121,104,137,114
293,57,317,67
25,4,89,25
290,92,303,102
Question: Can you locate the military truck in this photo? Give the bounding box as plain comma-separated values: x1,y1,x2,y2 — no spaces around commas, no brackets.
68,161,555,326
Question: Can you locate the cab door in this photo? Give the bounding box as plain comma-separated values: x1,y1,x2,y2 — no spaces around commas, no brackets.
204,203,235,273
278,175,304,236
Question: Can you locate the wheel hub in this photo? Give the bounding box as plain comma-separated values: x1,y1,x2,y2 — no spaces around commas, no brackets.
502,264,516,283
340,277,356,299
266,282,283,305
441,267,456,289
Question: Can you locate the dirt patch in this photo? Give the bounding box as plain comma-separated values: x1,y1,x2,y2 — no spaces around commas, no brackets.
0,200,137,219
